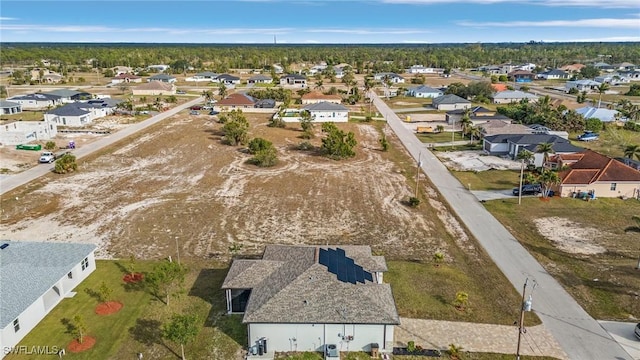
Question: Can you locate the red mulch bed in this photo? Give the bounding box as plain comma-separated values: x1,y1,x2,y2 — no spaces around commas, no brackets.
68,336,96,353
95,301,123,315
123,272,144,283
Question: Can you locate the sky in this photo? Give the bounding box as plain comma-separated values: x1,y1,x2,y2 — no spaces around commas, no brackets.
0,0,638,44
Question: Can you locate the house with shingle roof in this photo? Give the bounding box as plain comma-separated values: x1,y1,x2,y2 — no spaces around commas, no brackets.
565,80,601,93
445,106,496,125
0,241,97,356
483,133,583,167
575,106,621,123
301,91,342,104
8,93,63,110
493,90,539,104
538,69,569,80
303,102,349,122
148,74,176,83
405,85,443,98
432,94,471,111
248,74,273,84
216,74,241,85
280,74,307,88
111,73,142,84
185,71,218,82
507,70,535,83
222,244,399,355
373,72,405,84
554,149,640,198
215,93,256,110
0,100,22,115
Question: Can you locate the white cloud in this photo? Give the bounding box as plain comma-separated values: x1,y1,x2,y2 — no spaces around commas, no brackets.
381,0,639,8
0,17,19,21
0,23,293,35
304,28,430,35
457,18,640,28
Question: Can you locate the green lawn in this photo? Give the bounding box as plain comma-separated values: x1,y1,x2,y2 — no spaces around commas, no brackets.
275,351,559,359
417,131,463,143
0,111,45,122
452,170,521,191
484,197,640,320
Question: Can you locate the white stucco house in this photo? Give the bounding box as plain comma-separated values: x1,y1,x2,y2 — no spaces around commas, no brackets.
405,85,443,98
303,102,349,122
405,65,439,74
0,241,97,358
0,100,22,115
431,94,471,111
185,71,218,82
222,245,399,356
575,106,621,123
565,80,601,93
374,73,405,84
492,90,539,104
7,93,63,110
0,119,57,145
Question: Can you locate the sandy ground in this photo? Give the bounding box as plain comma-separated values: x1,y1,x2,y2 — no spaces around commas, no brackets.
0,113,462,261
436,150,522,171
533,217,607,255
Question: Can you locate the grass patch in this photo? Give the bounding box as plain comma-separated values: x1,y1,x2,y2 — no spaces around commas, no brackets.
452,169,520,191
395,354,560,360
0,111,45,122
483,197,640,319
432,143,483,151
570,126,640,158
387,261,540,326
417,131,462,143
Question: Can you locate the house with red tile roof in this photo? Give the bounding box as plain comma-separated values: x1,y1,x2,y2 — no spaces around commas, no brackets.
215,93,256,110
111,73,142,84
554,150,640,198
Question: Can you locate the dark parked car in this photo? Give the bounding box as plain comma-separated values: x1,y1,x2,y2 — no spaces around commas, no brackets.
190,105,202,110
635,323,640,340
512,184,542,196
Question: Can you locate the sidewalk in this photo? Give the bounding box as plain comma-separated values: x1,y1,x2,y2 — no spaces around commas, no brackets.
395,318,568,359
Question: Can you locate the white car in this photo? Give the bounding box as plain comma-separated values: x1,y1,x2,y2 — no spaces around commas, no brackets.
39,152,56,163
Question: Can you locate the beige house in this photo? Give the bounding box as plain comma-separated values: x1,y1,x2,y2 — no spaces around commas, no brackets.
131,81,176,96
301,91,342,105
554,150,640,199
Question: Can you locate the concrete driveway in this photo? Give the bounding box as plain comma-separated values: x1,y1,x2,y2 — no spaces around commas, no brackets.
471,189,517,201
599,321,640,360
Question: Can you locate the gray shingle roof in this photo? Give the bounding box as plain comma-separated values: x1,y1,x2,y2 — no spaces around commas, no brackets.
493,90,539,100
217,74,240,81
408,85,441,93
9,93,62,101
432,94,470,105
222,245,399,325
249,74,272,81
148,74,176,81
303,102,348,111
44,89,81,98
0,100,21,108
0,241,97,328
46,104,91,116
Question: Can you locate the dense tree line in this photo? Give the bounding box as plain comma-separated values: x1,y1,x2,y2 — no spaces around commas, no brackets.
2,42,639,73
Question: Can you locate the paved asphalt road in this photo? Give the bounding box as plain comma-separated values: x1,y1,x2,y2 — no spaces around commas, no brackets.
370,92,633,360
0,97,203,196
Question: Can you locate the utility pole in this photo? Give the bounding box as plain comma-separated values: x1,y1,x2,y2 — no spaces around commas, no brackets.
415,153,423,198
518,159,524,205
516,278,536,360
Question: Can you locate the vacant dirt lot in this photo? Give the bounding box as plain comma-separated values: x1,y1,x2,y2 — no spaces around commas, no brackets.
0,113,464,261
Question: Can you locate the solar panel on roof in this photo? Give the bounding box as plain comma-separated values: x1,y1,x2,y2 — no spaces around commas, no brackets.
318,247,373,285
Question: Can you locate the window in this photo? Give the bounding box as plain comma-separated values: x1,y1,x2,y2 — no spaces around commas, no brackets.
610,183,617,191
81,257,89,271
13,319,20,332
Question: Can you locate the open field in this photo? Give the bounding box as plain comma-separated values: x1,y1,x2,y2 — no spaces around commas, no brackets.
451,170,520,191
570,127,640,159
484,196,640,320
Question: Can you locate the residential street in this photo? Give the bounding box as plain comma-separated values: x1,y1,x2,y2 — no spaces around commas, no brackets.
370,91,634,360
0,97,203,196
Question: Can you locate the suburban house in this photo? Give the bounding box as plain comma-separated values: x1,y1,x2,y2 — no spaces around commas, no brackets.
221,245,399,355
0,100,22,115
492,90,539,104
560,63,585,73
7,93,63,110
0,241,97,358
594,75,630,85
111,73,142,84
132,81,176,96
593,62,615,72
565,80,601,93
616,62,636,71
280,74,307,88
271,64,284,74
112,66,133,75
445,106,501,125
477,122,534,137
215,93,256,110
482,133,583,166
42,100,119,127
216,74,242,85
42,73,63,83
507,70,535,83
44,89,92,103
432,94,471,111
0,119,57,145
373,73,405,84
303,102,349,122
248,74,273,84
405,85,443,98
147,64,170,72
575,106,621,123
301,91,342,105
616,157,640,171
537,69,569,80
185,72,218,82
405,65,440,74
554,150,640,198
148,74,176,83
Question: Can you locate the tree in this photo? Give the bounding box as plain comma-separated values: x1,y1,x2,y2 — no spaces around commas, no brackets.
363,77,376,113
436,125,445,133
580,65,600,79
468,126,481,144
585,117,603,132
247,137,278,167
299,110,315,139
218,83,227,98
163,313,200,360
321,122,357,159
97,281,113,303
145,261,188,305
623,144,640,160
221,110,250,145
596,82,610,108
45,141,56,151
535,142,555,169
539,170,560,198
454,291,469,310
202,90,213,102
460,110,472,139
379,133,389,151
625,84,640,96
54,153,78,174
516,149,534,165
71,315,87,344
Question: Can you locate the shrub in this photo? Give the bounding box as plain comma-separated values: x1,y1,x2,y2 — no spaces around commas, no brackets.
45,141,56,150
54,154,78,174
408,197,420,207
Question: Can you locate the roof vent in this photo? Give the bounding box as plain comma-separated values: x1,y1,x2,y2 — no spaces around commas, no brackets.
0,243,9,250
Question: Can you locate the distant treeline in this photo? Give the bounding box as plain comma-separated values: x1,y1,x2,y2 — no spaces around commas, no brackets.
2,42,639,73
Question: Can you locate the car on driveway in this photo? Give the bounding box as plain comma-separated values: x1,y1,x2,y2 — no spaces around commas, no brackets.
190,105,202,110
512,184,542,196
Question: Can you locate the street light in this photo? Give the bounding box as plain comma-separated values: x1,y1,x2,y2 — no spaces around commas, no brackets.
516,278,537,360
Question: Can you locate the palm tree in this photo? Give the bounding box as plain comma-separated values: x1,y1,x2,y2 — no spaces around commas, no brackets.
314,80,324,91
364,77,375,113
468,126,481,144
539,171,560,198
517,149,534,165
623,144,640,160
218,83,227,98
535,142,555,169
460,111,472,139
597,82,610,108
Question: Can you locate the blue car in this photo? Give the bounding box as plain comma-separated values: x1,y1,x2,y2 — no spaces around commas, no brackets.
578,131,599,141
